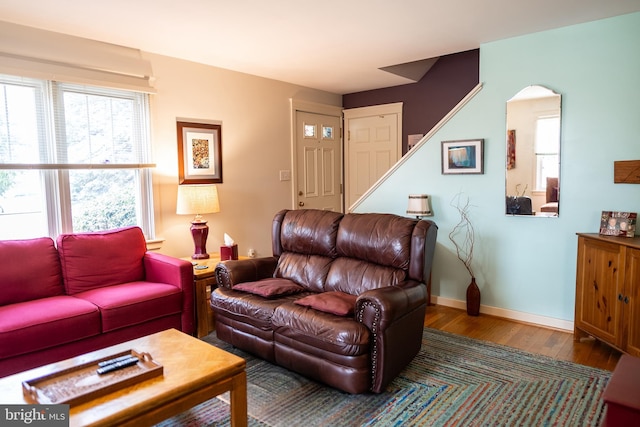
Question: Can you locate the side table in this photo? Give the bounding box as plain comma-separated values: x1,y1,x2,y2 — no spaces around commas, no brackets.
183,255,248,338
182,256,221,338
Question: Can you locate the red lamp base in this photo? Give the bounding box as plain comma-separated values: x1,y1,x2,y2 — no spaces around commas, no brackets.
190,220,210,259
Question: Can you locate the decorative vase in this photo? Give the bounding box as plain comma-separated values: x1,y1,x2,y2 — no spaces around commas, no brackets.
466,277,480,316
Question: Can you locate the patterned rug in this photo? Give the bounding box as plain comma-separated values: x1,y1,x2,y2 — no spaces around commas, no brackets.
155,328,611,426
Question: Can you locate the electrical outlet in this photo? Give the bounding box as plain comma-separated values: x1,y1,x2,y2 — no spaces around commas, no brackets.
279,170,291,181
248,248,256,258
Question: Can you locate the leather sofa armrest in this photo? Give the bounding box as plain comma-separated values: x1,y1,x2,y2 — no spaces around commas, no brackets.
356,280,427,393
143,252,195,335
214,257,278,289
356,280,426,330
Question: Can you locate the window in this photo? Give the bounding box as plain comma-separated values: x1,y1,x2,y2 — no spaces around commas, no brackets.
534,115,560,191
0,75,154,240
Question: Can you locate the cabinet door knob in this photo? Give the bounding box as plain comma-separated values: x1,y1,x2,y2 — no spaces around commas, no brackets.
624,296,630,304
619,293,624,301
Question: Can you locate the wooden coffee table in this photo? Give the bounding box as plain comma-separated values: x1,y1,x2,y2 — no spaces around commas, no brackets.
0,329,247,427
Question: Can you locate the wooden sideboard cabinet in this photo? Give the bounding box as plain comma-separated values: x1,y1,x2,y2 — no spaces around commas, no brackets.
575,233,640,356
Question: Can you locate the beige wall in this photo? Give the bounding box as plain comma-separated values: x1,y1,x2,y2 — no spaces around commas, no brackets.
146,53,341,258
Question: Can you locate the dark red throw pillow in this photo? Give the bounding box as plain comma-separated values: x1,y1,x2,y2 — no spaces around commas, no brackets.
233,278,304,298
294,291,357,316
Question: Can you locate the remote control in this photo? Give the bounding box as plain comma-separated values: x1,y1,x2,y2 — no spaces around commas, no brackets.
96,356,139,375
98,355,138,368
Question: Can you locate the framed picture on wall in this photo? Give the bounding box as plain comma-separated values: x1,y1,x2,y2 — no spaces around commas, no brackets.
177,121,222,184
441,139,484,175
506,129,516,170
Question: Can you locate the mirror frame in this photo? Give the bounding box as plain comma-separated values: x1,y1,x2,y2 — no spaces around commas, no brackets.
505,85,561,217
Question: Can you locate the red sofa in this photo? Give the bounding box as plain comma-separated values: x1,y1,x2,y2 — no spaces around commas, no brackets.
0,226,194,378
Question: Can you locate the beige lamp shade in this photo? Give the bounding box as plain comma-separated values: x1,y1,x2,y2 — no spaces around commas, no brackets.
177,184,220,260
176,184,220,216
407,194,433,218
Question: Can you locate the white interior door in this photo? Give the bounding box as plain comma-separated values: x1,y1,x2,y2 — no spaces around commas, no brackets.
344,103,402,209
295,111,342,212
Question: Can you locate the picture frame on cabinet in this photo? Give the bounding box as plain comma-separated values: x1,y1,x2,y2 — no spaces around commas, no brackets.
177,121,222,184
599,211,637,238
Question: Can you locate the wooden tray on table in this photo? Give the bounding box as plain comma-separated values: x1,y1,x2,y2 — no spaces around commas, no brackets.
22,349,163,406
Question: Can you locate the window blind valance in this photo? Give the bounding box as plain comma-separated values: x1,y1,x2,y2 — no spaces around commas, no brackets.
0,20,155,93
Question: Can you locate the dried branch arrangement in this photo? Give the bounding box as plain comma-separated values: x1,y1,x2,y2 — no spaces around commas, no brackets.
448,193,475,278
514,183,528,197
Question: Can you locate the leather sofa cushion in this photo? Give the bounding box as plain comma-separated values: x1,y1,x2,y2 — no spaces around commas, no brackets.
336,213,414,269
0,296,100,359
274,253,333,292
326,258,405,294
278,209,342,257
58,226,147,294
234,278,305,298
272,302,370,356
0,237,64,305
74,282,182,332
212,287,311,331
294,291,357,316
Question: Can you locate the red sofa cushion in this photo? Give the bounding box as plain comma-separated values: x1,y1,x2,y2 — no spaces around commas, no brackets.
57,226,147,294
294,291,357,316
0,296,100,359
234,278,305,298
74,282,183,332
0,237,64,306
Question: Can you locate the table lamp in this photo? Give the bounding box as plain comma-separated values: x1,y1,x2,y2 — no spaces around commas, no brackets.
177,184,220,259
406,194,433,219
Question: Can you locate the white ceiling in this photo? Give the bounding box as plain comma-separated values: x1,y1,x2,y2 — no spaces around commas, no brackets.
1,0,639,94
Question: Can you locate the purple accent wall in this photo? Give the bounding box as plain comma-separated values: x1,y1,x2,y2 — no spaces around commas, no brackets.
342,49,479,153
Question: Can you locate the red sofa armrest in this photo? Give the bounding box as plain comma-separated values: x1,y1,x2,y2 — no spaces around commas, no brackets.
144,252,195,336
356,280,428,393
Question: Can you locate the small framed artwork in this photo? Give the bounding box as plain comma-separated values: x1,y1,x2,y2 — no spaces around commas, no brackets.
177,121,222,184
599,211,637,238
408,134,424,151
442,139,484,175
506,129,516,170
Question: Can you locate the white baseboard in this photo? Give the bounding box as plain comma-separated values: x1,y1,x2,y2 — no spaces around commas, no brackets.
431,295,574,332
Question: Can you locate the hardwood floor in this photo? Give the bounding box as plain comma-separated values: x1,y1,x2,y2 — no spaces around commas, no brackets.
425,304,621,371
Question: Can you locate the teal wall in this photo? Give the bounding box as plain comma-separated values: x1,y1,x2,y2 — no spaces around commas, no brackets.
356,12,640,323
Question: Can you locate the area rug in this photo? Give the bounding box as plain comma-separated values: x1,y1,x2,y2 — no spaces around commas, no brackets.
155,328,611,426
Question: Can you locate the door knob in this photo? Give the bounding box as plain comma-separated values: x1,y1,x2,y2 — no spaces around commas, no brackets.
298,201,305,207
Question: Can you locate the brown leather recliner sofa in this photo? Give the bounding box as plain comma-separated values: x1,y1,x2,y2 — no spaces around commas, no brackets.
211,209,437,394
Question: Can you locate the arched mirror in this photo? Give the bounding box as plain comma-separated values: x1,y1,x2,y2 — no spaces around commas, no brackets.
505,85,561,217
